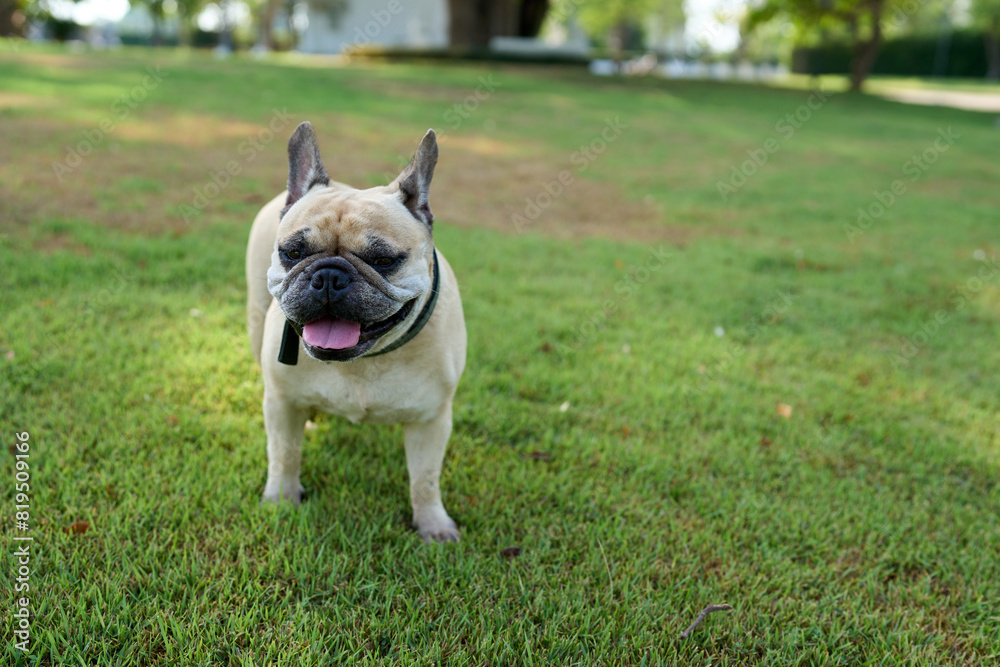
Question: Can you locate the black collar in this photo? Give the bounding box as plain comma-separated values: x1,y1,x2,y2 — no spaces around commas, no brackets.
278,250,440,365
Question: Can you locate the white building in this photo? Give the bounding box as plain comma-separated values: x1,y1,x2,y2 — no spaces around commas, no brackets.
298,0,449,54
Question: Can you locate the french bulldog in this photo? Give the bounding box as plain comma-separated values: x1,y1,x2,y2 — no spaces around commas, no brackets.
245,122,466,542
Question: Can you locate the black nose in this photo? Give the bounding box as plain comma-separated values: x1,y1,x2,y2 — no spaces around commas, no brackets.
310,266,351,300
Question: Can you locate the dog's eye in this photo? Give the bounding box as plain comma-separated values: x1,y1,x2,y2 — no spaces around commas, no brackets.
372,256,396,268
286,249,301,260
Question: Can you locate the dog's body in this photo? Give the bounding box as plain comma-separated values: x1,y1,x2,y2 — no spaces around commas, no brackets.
245,123,466,542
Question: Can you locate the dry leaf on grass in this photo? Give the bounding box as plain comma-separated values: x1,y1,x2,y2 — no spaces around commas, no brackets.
776,403,793,419
66,521,90,536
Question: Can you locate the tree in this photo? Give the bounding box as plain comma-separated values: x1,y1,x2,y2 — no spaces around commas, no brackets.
551,0,682,63
256,0,282,49
130,0,167,45
750,0,905,91
0,0,29,36
448,0,552,49
11,0,87,40
575,0,659,48
174,0,204,45
972,0,1000,79
282,0,305,48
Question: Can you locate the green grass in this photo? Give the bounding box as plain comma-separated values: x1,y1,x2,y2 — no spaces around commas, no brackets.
2,43,999,665
782,73,1000,95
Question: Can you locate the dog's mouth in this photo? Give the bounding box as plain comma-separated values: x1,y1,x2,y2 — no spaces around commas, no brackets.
299,299,415,360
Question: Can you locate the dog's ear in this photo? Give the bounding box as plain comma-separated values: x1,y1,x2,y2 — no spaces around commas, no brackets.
390,129,438,227
282,121,330,217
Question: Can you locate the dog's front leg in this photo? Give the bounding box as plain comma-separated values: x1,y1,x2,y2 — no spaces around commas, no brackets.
261,390,308,506
404,402,460,543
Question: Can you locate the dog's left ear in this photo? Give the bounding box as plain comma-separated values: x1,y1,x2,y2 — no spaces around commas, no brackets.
391,129,438,227
282,121,330,217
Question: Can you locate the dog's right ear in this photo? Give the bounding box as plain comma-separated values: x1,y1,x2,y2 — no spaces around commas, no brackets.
390,129,438,228
282,121,330,217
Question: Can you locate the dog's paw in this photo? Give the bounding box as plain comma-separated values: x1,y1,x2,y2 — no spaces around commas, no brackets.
420,527,461,543
414,511,460,544
261,480,304,507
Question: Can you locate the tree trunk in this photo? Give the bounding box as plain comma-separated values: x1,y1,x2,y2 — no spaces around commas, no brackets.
0,0,27,37
986,15,1000,81
176,7,188,46
151,16,163,47
610,21,628,71
449,0,493,49
285,0,299,48
258,0,282,50
518,0,549,37
849,0,883,92
219,0,233,51
449,0,551,49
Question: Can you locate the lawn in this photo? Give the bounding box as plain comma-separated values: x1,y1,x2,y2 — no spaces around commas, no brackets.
1,43,998,665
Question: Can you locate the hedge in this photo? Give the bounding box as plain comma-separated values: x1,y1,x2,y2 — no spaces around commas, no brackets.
793,31,992,78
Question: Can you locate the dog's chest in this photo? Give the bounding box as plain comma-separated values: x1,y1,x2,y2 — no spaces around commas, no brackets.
297,368,442,425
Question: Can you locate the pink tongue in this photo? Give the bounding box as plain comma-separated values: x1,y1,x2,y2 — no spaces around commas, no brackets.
302,318,361,350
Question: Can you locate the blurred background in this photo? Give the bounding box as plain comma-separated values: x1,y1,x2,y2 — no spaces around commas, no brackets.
3,0,1000,90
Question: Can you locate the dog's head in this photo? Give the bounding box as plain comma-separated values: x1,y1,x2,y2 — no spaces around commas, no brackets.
267,122,438,362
